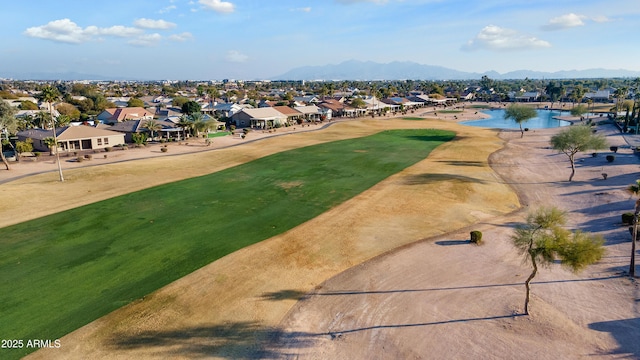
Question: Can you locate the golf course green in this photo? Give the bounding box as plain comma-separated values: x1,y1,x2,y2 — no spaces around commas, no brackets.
0,128,454,358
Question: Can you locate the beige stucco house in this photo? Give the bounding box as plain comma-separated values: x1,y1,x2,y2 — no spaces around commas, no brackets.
17,125,126,153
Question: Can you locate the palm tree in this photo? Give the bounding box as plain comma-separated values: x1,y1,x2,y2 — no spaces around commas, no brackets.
190,112,210,137
38,86,64,182
570,86,585,108
627,180,640,277
613,87,628,115
142,119,162,141
177,115,193,140
0,100,18,170
43,137,57,156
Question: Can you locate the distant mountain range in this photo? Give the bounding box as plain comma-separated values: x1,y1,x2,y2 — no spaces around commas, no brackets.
274,60,640,81
3,61,640,81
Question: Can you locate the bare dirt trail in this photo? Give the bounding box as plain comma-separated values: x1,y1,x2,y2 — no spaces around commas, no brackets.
270,125,640,359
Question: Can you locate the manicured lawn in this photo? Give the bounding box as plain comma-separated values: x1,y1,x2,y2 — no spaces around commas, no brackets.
401,117,426,121
0,129,454,358
207,131,231,138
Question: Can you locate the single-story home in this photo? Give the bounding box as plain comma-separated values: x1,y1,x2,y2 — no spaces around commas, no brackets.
294,105,325,121
108,119,181,142
96,107,155,123
231,107,288,129
17,125,126,153
272,106,304,125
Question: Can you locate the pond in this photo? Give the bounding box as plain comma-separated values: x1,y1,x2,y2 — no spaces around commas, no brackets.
460,109,572,129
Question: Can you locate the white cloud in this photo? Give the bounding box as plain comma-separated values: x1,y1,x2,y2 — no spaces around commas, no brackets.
590,15,612,23
463,25,551,51
199,0,235,13
291,7,312,12
159,5,177,14
90,25,143,37
128,33,163,47
24,19,142,44
541,13,585,31
226,50,248,62
169,32,194,41
134,18,177,30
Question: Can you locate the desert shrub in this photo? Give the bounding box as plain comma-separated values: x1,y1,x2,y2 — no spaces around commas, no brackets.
160,147,168,153
622,213,635,225
470,230,483,244
610,146,618,153
84,154,92,160
15,138,34,154
34,152,41,157
606,155,615,162
104,147,112,152
76,156,84,162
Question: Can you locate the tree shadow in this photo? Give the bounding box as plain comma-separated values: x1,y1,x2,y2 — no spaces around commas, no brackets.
308,275,623,297
109,321,317,359
435,240,470,246
259,289,308,301
322,313,525,336
403,173,488,185
589,318,640,358
436,160,486,167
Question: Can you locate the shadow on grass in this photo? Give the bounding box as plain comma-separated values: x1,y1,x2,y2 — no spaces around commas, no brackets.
589,318,640,358
110,321,318,359
403,173,488,185
436,160,487,167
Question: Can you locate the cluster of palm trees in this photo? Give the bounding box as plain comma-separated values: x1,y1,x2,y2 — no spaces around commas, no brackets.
176,112,215,140
142,112,216,142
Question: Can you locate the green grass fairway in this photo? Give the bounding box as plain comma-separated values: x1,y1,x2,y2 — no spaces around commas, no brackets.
0,129,454,358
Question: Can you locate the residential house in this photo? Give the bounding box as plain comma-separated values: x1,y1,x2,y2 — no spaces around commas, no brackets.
230,107,288,129
155,108,183,122
214,103,253,118
17,125,125,153
272,106,304,125
108,119,181,142
515,91,541,102
293,95,320,104
106,97,131,108
294,105,324,121
97,107,154,124
584,90,612,103
258,100,280,108
318,99,350,118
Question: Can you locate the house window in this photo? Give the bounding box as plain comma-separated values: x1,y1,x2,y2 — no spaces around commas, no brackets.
104,138,109,145
97,138,102,145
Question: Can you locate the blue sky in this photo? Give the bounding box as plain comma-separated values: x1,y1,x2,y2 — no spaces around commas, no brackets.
2,0,639,80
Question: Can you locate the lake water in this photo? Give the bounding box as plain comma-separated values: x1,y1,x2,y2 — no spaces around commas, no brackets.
460,109,572,129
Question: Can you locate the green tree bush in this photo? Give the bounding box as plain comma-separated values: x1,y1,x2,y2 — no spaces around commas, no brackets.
512,207,605,315
550,125,608,181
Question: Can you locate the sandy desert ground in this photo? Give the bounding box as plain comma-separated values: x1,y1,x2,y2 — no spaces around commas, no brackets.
5,105,637,359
